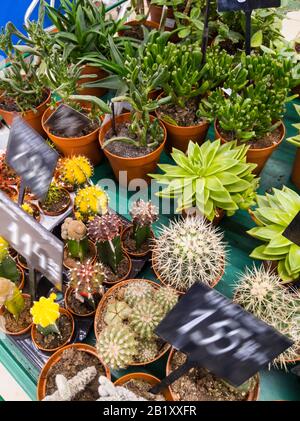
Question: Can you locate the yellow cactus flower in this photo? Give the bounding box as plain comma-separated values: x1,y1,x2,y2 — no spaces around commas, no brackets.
0,237,8,262
75,186,108,221
61,156,93,186
30,293,60,328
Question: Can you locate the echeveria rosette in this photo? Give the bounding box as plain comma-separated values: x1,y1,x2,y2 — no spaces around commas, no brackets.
150,140,259,221
248,186,300,283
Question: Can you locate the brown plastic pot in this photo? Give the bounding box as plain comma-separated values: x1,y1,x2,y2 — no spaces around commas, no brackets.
151,248,225,296
31,308,74,353
77,64,108,98
291,148,300,190
118,19,159,38
94,278,171,364
0,293,32,336
42,107,103,165
156,94,210,153
166,348,260,401
37,343,111,401
214,119,286,175
38,187,71,217
102,251,132,286
16,265,25,290
121,225,154,258
114,372,174,401
63,240,97,271
16,254,28,271
99,113,166,186
0,90,51,137
148,4,176,31
64,286,98,318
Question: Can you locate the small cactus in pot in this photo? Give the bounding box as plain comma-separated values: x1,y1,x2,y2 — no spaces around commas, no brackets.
0,277,25,319
30,293,61,337
74,185,108,222
0,237,21,284
61,217,89,263
129,299,164,340
88,214,123,275
58,156,93,189
124,280,154,306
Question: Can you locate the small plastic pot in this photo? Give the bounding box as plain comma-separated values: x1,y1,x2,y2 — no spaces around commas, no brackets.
31,307,75,353
148,4,177,31
121,225,154,258
76,64,108,98
38,188,71,217
64,286,98,318
0,293,32,336
102,251,132,286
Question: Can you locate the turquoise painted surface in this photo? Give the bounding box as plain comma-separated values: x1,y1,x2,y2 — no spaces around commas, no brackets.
1,99,300,401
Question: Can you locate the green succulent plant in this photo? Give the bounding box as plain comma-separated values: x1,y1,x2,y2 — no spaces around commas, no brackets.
248,186,300,283
136,340,159,362
287,104,300,147
124,280,154,307
156,287,178,315
104,300,131,325
129,299,163,340
129,200,158,250
0,237,21,284
150,139,259,221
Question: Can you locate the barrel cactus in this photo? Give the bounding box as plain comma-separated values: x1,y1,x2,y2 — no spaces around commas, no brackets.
124,280,154,307
156,287,178,315
103,300,131,325
74,185,108,221
60,156,93,187
248,186,300,283
136,340,159,363
96,325,137,369
129,299,164,340
152,217,226,292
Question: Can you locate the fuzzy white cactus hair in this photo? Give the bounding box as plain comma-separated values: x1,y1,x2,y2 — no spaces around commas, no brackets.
233,265,300,369
152,217,226,292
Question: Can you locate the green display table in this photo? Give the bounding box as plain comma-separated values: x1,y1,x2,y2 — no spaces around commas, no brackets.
1,99,300,402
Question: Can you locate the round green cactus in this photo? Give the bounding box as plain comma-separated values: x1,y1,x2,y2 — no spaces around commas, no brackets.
103,300,131,325
124,281,154,307
129,300,163,340
96,325,137,369
136,340,158,363
155,287,178,315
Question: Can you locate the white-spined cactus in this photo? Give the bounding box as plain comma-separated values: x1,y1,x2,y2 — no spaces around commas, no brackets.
124,280,154,307
152,217,226,292
233,265,300,368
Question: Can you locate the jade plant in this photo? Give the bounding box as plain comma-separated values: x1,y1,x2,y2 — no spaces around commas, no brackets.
88,214,123,274
129,200,158,250
248,186,300,283
69,260,105,309
0,278,25,320
74,185,108,221
150,140,259,221
200,53,293,142
58,156,93,189
61,217,89,263
233,265,300,368
152,217,226,293
30,293,61,337
0,237,21,284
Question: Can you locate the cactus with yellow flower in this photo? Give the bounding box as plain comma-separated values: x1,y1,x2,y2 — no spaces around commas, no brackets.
0,278,25,319
30,293,61,336
59,156,93,188
0,237,21,284
74,185,108,222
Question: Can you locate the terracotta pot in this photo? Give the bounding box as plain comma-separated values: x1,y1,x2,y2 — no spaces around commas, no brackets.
37,343,111,401
77,64,108,98
64,286,98,318
1,185,18,202
94,278,171,364
31,307,75,353
151,248,225,295
16,254,28,271
118,19,160,38
166,348,260,401
63,240,97,270
156,94,209,153
182,207,225,225
114,372,174,401
0,90,51,137
0,293,32,336
16,265,25,290
148,4,176,31
102,251,132,286
291,148,300,190
99,113,166,186
42,107,103,165
214,119,286,175
38,187,71,217
121,225,154,258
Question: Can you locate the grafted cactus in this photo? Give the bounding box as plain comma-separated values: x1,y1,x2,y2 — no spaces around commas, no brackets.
30,293,60,336
0,277,25,319
74,185,108,221
61,217,88,262
130,200,158,250
60,156,93,187
0,237,20,284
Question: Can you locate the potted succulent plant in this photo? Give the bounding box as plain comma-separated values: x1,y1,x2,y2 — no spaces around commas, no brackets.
65,260,105,317
31,293,74,353
74,185,108,222
21,202,41,222
200,52,293,174
151,217,226,294
166,349,260,401
61,217,96,269
148,0,184,31
233,265,300,366
287,103,300,189
248,186,300,283
0,237,24,289
37,343,110,401
121,200,158,257
0,153,20,186
88,214,131,284
38,183,71,217
55,156,93,192
0,278,32,335
95,279,178,368
150,140,259,222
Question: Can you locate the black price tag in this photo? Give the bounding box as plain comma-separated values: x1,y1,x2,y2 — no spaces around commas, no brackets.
6,117,59,200
0,191,63,290
155,283,292,387
44,104,92,138
282,211,300,247
217,0,281,12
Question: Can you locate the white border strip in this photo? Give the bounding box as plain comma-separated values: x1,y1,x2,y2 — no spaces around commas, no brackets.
0,362,31,401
